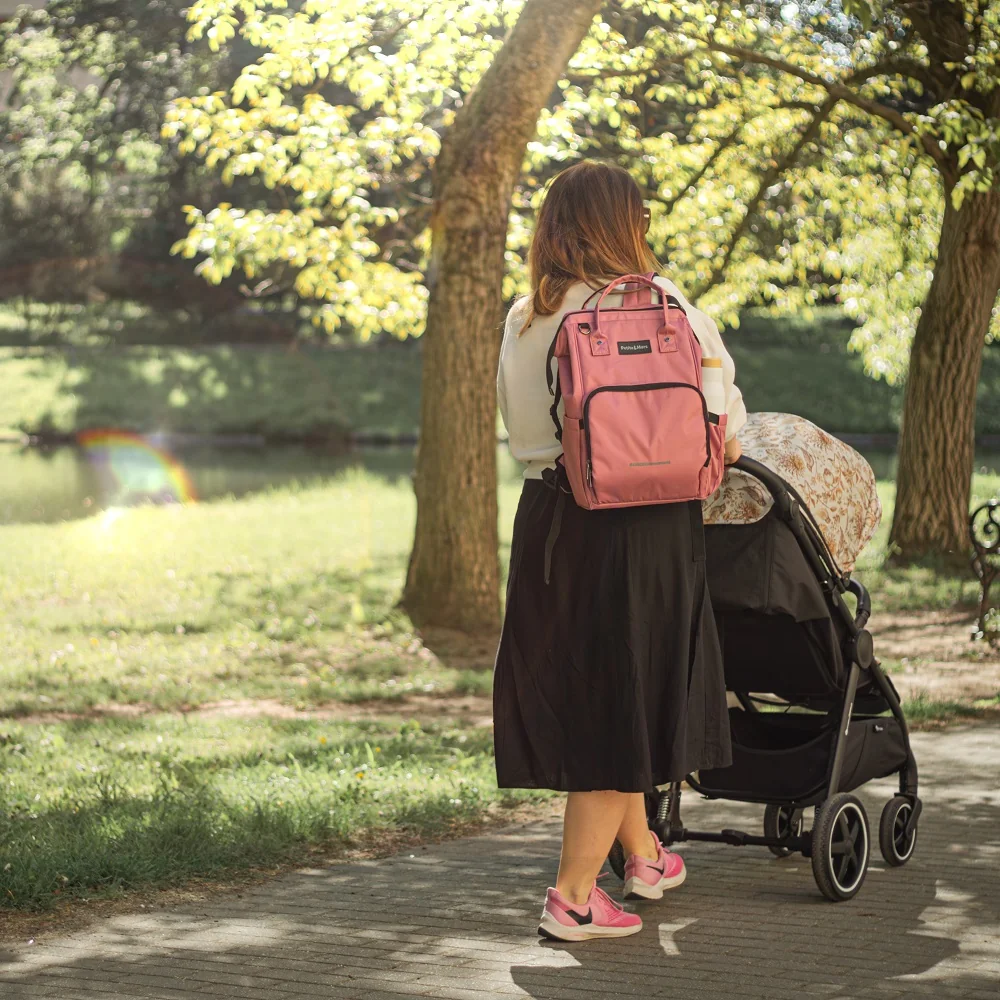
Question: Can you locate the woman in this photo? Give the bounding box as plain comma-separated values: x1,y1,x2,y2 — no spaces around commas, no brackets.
494,161,746,942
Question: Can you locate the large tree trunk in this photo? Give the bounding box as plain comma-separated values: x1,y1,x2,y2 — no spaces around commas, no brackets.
889,191,1000,565
401,0,602,632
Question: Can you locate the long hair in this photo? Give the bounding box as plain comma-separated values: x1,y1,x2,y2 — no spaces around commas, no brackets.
520,160,660,334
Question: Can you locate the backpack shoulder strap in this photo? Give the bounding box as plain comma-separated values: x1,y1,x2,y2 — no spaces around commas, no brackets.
545,326,559,396
545,323,564,440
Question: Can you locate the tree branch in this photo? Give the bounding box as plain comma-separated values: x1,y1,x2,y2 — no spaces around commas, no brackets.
565,53,685,85
699,40,957,187
661,117,750,214
693,96,838,301
846,57,935,90
661,97,838,215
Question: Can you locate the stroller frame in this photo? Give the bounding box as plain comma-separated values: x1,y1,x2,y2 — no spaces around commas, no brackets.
614,455,922,901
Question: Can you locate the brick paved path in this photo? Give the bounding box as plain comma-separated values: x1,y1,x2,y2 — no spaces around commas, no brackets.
2,725,997,1000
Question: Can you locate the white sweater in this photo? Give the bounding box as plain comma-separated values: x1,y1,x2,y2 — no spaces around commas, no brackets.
497,277,747,480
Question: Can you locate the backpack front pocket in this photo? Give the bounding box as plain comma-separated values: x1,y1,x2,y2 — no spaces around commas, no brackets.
581,382,711,506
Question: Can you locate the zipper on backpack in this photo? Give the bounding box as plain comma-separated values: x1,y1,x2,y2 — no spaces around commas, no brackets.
581,382,712,491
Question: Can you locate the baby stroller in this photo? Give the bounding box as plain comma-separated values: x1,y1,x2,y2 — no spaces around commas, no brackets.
608,422,921,902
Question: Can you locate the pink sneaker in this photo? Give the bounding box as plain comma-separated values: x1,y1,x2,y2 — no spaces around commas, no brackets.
624,832,686,900
537,882,642,942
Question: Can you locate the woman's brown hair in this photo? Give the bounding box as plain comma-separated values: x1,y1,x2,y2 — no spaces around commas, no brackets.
520,160,660,333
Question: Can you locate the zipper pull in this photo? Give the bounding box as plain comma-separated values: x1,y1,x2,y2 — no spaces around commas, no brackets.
586,461,593,488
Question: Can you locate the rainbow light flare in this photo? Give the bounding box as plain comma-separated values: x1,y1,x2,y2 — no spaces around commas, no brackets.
77,430,198,508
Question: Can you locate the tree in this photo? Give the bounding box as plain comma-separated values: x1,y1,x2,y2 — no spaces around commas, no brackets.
560,0,1000,564
401,0,604,630
168,0,602,629
0,1,248,315
166,0,499,343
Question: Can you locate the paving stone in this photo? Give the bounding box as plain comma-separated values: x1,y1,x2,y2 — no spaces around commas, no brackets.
0,726,998,999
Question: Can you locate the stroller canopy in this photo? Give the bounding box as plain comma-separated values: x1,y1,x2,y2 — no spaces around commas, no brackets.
703,412,881,574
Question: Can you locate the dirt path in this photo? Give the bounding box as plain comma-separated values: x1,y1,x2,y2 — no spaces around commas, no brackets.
871,608,999,704
6,610,995,731
6,692,495,729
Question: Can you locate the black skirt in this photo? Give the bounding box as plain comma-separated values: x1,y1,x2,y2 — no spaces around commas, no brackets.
493,479,731,793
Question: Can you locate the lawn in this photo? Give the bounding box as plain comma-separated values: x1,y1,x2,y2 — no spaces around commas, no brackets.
0,467,997,912
0,343,423,443
855,479,1000,610
0,713,531,912
0,473,527,911
0,472,511,718
3,314,1000,442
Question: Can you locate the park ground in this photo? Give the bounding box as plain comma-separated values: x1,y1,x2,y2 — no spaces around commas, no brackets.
0,304,998,936
0,462,999,940
1,725,997,999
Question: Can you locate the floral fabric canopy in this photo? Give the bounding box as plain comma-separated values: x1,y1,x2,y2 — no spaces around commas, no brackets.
702,412,882,574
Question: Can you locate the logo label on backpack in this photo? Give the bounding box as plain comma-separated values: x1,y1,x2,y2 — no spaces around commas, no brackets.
618,340,652,355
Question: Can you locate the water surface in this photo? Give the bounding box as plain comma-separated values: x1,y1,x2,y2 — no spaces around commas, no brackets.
1,441,997,526
0,442,526,525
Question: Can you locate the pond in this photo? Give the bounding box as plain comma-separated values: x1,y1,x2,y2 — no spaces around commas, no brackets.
0,440,525,525
1,439,998,526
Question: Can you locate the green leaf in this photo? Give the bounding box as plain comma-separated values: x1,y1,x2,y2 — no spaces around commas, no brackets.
842,0,873,31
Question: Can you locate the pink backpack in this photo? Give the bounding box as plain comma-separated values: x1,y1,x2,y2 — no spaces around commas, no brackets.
547,274,727,510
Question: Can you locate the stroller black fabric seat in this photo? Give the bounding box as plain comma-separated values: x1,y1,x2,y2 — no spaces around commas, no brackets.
712,610,845,701
706,509,846,699
705,507,830,621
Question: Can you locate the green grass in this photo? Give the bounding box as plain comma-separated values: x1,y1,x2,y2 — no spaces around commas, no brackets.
0,471,520,718
896,692,1000,726
0,343,422,442
1,466,995,721
0,713,543,911
2,320,999,441
851,476,1000,610
0,471,533,911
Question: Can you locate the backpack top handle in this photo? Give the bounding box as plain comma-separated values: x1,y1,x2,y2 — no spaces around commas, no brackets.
581,272,660,308
591,274,680,337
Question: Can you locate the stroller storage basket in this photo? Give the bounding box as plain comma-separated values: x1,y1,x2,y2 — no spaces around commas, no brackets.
697,709,908,803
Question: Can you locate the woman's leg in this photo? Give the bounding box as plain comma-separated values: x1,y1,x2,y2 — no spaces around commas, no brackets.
616,792,658,860
555,790,630,904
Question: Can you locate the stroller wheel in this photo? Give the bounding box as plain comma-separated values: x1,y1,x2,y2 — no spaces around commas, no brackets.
608,838,626,880
879,796,917,866
764,804,803,858
811,793,870,902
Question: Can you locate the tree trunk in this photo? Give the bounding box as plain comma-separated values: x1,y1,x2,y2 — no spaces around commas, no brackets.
401,0,602,632
889,190,1000,565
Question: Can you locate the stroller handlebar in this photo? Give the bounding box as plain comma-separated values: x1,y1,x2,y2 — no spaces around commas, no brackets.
846,577,872,628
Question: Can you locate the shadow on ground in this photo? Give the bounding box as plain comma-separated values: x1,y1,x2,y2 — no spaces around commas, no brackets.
0,726,997,1000
418,626,502,674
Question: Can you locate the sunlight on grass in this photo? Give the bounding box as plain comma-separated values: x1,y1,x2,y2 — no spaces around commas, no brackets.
0,713,546,911
1,468,996,718
901,692,997,726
